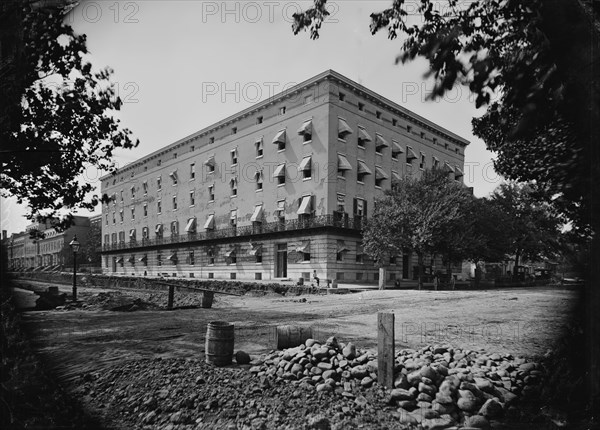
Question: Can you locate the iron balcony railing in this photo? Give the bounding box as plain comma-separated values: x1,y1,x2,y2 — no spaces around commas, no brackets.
101,214,363,252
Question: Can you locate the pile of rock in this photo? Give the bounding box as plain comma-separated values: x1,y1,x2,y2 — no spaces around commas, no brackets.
248,338,544,429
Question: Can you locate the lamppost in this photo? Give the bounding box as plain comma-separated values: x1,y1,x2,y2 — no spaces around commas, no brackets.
69,235,80,302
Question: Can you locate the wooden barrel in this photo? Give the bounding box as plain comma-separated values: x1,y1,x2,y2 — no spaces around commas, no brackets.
205,321,234,366
201,291,214,309
273,325,313,350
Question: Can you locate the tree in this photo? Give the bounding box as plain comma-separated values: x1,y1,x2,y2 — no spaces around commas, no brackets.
490,183,562,278
363,169,471,289
0,0,138,231
82,223,101,267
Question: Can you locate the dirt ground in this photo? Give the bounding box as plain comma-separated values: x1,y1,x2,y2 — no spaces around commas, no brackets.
13,280,577,392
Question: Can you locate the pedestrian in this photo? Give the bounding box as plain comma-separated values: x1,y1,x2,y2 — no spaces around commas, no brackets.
450,275,456,290
433,274,439,290
313,270,320,287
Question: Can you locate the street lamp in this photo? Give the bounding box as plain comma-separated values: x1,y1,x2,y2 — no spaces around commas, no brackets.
69,235,81,302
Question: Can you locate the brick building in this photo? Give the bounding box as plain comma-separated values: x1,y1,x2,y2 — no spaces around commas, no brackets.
99,70,468,283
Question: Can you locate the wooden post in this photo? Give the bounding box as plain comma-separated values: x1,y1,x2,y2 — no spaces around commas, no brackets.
167,285,175,310
378,312,395,389
378,267,386,290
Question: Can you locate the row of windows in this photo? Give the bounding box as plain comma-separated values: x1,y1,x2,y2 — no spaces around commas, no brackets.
337,91,461,155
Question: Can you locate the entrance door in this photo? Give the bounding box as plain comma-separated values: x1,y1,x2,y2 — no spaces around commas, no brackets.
275,243,287,278
112,257,117,273
402,254,410,279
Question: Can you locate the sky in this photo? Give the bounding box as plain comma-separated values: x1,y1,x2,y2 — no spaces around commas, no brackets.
1,0,504,235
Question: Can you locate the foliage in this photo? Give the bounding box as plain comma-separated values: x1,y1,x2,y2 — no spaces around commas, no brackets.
0,0,138,231
82,223,101,265
489,182,562,271
363,169,471,286
292,0,599,231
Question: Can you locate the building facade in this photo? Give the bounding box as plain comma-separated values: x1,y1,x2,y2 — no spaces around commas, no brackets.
6,216,92,271
99,70,469,283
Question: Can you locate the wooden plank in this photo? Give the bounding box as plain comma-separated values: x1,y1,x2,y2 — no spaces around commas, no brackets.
377,312,395,389
154,281,243,296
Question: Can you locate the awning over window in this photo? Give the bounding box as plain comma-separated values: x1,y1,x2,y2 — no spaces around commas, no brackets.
357,160,373,175
116,257,124,263
444,162,455,173
375,166,389,180
185,218,197,233
391,171,401,181
254,170,263,182
299,156,312,171
433,156,440,162
204,155,215,167
224,248,236,257
251,205,263,222
297,195,312,215
204,214,215,230
230,177,238,185
455,166,464,178
168,253,177,261
277,200,285,213
272,163,286,178
375,134,389,149
296,241,311,253
338,118,353,137
392,140,403,155
127,256,135,263
249,243,263,256
406,147,418,160
337,243,350,253
155,224,163,234
169,171,177,179
272,129,286,145
231,147,238,159
230,210,237,220
357,126,372,142
138,255,147,263
297,119,312,136
129,229,136,238
256,137,263,148
337,154,352,171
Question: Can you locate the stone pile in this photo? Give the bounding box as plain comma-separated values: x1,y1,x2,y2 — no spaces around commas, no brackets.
248,337,544,429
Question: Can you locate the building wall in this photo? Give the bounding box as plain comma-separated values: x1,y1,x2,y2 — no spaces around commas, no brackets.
100,70,468,282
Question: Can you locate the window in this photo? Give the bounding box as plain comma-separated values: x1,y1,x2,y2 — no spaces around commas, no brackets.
155,224,163,239
105,215,108,225
120,190,124,201
205,155,216,173
375,133,388,154
392,119,398,126
111,232,117,243
172,195,178,210
337,154,352,178
173,153,177,159
297,241,311,262
406,146,418,164
356,242,364,263
112,211,116,224
230,210,237,231
190,163,196,180
358,102,364,111
297,119,312,142
129,228,136,241
185,217,197,234
208,185,215,201
208,248,215,265
433,138,438,146
299,156,311,180
255,170,263,191
273,129,286,151
455,147,460,154
338,118,353,140
339,92,346,102
209,137,215,144
255,138,263,157
131,186,135,199
337,240,348,261
257,116,263,124
276,200,285,223
157,253,162,266
357,160,372,183
157,200,162,214
357,126,372,149
157,176,162,190
391,140,403,160
119,209,124,223
376,110,382,119
141,254,148,266
279,106,286,115
420,132,425,139
273,163,286,186
104,234,109,245
190,191,195,206
157,159,162,166
432,157,440,169
232,126,237,135
354,198,367,219
230,177,238,196
171,221,179,237
190,145,195,152
131,207,135,220
142,227,149,240
143,181,148,195
407,125,412,134
231,148,238,165
188,251,195,265
390,255,397,265
118,231,125,243
170,171,178,185
420,153,426,170
375,166,388,188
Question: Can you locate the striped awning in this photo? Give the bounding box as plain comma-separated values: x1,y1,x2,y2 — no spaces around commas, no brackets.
375,166,389,180
297,119,312,136
297,195,312,215
337,154,352,171
357,160,373,175
338,118,353,137
272,129,286,145
357,126,372,142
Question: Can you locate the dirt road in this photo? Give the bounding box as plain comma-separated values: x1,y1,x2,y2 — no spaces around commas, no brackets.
17,282,576,391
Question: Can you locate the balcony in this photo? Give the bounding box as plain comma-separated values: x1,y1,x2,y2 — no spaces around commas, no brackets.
101,214,362,252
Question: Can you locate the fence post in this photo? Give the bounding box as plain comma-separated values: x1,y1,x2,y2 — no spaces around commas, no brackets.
378,312,395,389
